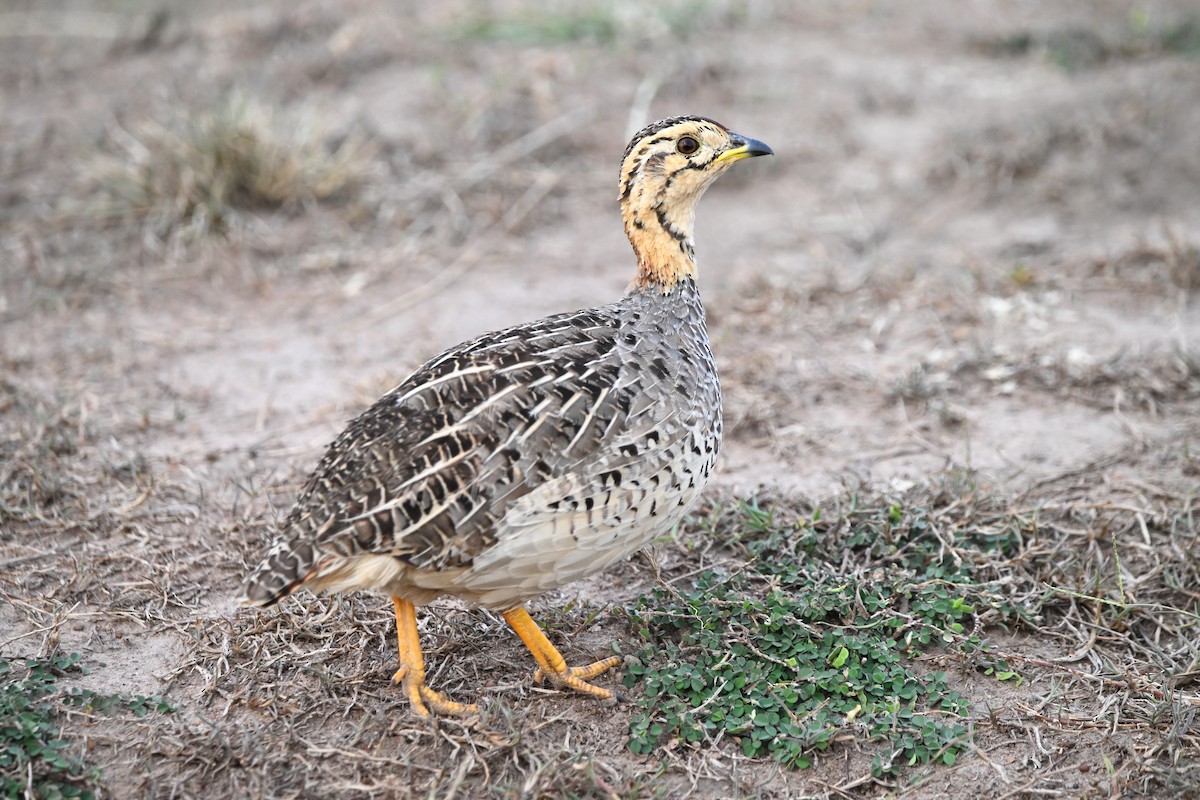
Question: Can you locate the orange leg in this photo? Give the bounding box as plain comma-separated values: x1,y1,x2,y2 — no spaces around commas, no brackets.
391,597,478,716
502,606,622,700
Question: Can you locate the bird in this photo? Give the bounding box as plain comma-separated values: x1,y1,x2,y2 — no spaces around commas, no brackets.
240,115,773,716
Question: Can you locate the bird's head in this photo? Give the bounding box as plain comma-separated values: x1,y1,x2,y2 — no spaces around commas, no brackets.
618,116,773,290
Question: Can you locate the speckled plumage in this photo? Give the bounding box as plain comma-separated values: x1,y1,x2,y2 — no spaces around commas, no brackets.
240,116,772,713
244,282,719,609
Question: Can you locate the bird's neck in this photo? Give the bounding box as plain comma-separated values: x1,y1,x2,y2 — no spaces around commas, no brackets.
623,201,699,291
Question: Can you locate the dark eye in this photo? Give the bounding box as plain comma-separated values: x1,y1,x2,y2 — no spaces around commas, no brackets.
676,136,700,156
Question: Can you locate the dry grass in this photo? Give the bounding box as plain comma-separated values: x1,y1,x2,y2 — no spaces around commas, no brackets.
90,93,377,240
0,380,95,527
1097,233,1200,295
890,344,1200,415
3,375,1199,797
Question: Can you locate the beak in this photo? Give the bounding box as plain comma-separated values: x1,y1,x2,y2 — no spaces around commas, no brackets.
714,133,774,165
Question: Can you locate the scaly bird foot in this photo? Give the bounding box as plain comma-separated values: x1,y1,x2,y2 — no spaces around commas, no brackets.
392,666,479,716
533,655,624,700
503,606,623,702
392,597,478,717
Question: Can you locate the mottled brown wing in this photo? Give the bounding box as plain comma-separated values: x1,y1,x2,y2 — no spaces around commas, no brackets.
241,306,650,604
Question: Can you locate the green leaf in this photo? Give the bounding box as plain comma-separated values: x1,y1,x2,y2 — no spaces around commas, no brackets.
830,647,849,668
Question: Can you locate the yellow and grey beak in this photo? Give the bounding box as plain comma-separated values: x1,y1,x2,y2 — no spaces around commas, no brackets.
714,134,774,165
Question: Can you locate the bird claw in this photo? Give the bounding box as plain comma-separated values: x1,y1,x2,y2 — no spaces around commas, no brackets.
531,655,623,699
392,667,478,716
418,684,479,716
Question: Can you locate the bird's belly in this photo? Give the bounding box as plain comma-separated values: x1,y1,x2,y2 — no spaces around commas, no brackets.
447,476,708,609
302,481,705,610
306,554,465,606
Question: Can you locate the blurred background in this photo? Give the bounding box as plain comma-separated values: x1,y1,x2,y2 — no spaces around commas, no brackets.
3,0,1197,493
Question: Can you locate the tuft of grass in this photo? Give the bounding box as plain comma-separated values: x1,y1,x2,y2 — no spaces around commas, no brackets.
1160,18,1200,55
623,496,1024,776
973,14,1200,71
92,93,376,239
452,7,619,45
0,653,174,800
448,0,729,46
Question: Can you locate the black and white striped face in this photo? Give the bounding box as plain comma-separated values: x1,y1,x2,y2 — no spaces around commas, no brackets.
618,116,772,253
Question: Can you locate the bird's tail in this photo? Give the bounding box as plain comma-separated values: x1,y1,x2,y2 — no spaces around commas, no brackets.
239,538,319,607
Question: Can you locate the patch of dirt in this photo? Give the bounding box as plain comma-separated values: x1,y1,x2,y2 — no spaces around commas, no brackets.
2,0,1199,797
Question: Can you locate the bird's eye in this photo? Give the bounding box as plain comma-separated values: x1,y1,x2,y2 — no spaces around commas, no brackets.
676,136,700,156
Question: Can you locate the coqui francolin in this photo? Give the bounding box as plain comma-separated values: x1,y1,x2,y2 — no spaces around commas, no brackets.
241,116,773,715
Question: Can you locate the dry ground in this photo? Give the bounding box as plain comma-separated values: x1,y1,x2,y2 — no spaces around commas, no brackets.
2,0,1200,797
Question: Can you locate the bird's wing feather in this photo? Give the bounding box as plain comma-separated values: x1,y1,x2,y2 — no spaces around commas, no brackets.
278,304,671,575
